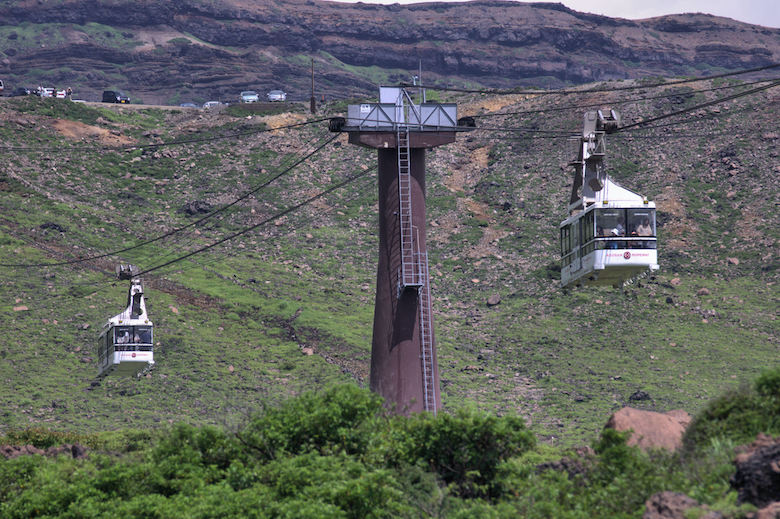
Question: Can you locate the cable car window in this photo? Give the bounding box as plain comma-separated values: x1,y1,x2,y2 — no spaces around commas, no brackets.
628,209,655,237
596,210,626,236
135,326,153,345
581,211,594,243
561,227,566,258
572,221,579,250
114,326,133,345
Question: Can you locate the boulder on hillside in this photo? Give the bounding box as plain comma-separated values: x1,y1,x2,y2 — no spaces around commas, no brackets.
45,444,88,459
181,200,213,216
486,294,501,307
642,491,700,519
1,443,87,459
40,222,67,233
604,407,691,451
752,502,780,519
1,444,44,458
664,409,692,429
731,434,780,509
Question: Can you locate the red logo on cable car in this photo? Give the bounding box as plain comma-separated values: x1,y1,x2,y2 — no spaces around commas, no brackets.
624,251,631,259
132,352,136,358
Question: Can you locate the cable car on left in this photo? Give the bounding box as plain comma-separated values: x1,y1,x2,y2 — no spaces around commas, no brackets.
97,265,154,378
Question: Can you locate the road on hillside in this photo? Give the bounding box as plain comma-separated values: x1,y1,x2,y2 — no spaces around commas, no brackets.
0,97,294,112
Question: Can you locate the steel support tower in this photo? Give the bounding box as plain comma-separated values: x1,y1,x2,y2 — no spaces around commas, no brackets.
333,88,468,413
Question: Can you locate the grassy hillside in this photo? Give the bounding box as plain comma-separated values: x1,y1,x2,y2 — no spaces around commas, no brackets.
0,77,777,446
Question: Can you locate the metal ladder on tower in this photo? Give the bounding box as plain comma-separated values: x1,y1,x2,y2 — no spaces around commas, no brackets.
417,245,437,414
397,126,422,291
396,125,437,413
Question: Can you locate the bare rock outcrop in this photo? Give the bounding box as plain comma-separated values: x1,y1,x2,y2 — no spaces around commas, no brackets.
732,434,780,509
1,444,88,459
643,492,705,519
604,407,691,451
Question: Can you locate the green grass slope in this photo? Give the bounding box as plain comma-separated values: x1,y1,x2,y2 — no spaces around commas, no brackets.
0,77,777,446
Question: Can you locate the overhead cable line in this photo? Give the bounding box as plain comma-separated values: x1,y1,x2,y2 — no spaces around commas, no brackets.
185,172,377,271
611,101,764,134
3,168,378,300
471,79,778,138
135,165,377,277
472,126,575,135
466,78,778,118
403,63,779,96
0,116,331,152
616,79,780,132
0,133,341,268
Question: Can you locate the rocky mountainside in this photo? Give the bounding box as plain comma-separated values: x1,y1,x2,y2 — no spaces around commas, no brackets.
0,0,778,104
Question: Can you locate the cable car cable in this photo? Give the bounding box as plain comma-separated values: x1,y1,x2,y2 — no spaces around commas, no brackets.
182,173,377,273
470,81,777,138
135,130,348,267
401,63,779,96
134,165,377,278
616,79,780,132
3,167,378,300
0,133,341,269
465,78,778,119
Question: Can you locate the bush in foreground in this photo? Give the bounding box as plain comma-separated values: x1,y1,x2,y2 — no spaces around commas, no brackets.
1,375,778,518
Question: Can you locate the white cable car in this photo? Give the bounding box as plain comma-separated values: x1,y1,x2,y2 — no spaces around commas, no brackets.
97,266,154,377
560,110,659,288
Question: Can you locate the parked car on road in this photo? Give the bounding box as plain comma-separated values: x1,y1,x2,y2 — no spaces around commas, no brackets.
240,90,259,103
202,101,223,109
11,87,31,96
102,90,130,104
0,79,4,95
179,102,198,108
267,90,287,102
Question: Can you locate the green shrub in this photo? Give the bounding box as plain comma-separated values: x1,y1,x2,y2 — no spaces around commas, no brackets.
238,384,385,460
388,407,535,498
755,367,780,397
13,96,103,125
153,422,244,472
683,367,780,451
0,427,84,449
260,452,411,518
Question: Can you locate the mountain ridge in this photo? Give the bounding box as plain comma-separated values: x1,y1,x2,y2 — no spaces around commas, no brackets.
0,0,778,104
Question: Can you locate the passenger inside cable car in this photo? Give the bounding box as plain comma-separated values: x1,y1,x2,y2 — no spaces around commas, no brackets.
591,209,656,250
113,325,153,350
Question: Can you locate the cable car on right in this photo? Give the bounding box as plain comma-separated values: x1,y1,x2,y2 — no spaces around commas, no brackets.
560,110,659,288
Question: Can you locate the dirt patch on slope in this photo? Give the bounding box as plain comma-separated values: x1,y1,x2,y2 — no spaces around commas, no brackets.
444,146,489,194
461,94,534,116
52,119,135,146
655,186,698,250
734,204,764,244
133,26,235,53
261,112,309,130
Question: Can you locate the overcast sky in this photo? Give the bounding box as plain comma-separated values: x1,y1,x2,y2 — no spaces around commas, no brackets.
329,0,780,28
